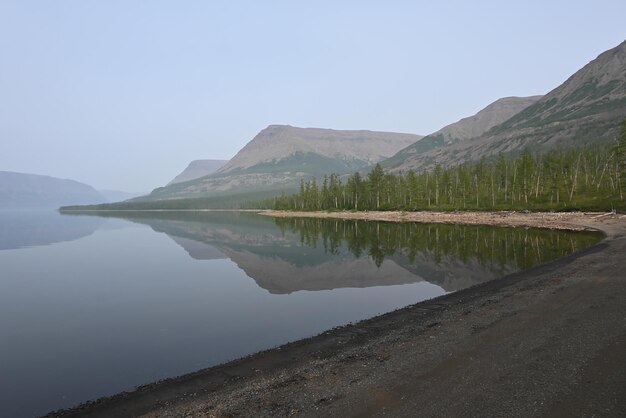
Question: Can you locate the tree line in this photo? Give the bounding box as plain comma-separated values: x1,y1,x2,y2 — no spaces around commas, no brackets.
272,121,626,212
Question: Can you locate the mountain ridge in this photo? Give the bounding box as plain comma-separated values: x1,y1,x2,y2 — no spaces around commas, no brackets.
388,39,626,172
382,95,542,169
0,171,105,208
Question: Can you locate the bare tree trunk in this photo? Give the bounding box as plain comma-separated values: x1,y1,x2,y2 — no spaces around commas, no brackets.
569,153,582,202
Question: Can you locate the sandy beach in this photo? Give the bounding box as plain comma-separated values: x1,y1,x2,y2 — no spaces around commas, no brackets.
50,211,626,418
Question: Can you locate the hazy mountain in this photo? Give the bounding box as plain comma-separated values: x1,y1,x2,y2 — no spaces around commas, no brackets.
141,125,422,201
382,95,542,169
0,171,104,209
98,190,146,202
167,159,228,185
218,125,421,173
389,39,626,172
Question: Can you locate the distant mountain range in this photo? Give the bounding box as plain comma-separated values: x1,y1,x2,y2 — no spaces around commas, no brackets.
0,171,105,209
0,171,145,208
67,39,626,209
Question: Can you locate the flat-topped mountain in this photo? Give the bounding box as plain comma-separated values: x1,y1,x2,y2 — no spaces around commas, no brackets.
142,125,422,200
219,125,421,173
0,171,104,209
167,159,228,185
390,39,626,172
383,96,542,169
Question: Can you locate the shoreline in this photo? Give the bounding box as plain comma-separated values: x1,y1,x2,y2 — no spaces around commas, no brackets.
261,209,619,231
48,211,626,417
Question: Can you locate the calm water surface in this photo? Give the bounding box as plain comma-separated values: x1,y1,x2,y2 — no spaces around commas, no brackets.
0,210,602,417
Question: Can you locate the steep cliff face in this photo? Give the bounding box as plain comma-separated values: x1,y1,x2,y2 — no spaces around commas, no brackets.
389,40,626,172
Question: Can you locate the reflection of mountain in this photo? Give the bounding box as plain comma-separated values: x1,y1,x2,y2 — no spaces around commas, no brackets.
219,248,426,293
72,211,597,294
390,252,515,293
169,236,227,260
0,210,105,250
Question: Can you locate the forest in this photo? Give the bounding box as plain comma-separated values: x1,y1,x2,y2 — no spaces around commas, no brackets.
272,121,626,212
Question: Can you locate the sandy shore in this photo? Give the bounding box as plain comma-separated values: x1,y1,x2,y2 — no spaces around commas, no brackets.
262,209,620,230
50,211,626,418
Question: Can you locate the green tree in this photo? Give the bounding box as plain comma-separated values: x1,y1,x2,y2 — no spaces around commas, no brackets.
616,119,626,201
368,164,385,210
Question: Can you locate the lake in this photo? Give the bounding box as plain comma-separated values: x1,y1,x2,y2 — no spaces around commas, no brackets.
0,210,602,417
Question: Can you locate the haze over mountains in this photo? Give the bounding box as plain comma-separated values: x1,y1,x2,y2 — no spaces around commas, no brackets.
141,126,421,201
57,39,626,209
167,160,228,185
384,39,626,172
0,171,144,209
381,95,543,170
98,190,146,202
0,171,105,209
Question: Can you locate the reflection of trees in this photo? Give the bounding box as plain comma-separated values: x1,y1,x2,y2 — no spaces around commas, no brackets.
275,217,601,270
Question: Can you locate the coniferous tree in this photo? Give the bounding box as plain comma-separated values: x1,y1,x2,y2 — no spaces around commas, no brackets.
615,119,626,201
271,142,624,212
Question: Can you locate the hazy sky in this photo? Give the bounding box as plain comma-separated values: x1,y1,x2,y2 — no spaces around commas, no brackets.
1,1,625,191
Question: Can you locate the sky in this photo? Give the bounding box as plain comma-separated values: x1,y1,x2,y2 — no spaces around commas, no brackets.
1,1,625,192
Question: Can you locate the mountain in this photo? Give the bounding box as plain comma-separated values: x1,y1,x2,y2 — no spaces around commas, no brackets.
382,95,542,170
98,190,146,202
0,171,105,209
387,40,626,172
217,125,421,173
141,125,422,201
167,159,228,185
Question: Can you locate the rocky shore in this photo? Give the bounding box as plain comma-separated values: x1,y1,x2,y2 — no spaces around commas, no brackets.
51,212,626,418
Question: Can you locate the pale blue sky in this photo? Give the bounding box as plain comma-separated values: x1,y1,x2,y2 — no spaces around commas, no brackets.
1,1,624,191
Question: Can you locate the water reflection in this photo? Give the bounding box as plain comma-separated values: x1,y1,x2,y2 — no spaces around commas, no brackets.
84,211,601,293
0,210,105,250
0,210,602,417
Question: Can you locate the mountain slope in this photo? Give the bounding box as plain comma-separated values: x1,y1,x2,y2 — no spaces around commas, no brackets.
98,189,146,202
142,125,422,200
0,171,105,208
218,125,421,173
391,40,626,172
382,95,542,169
167,159,228,185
